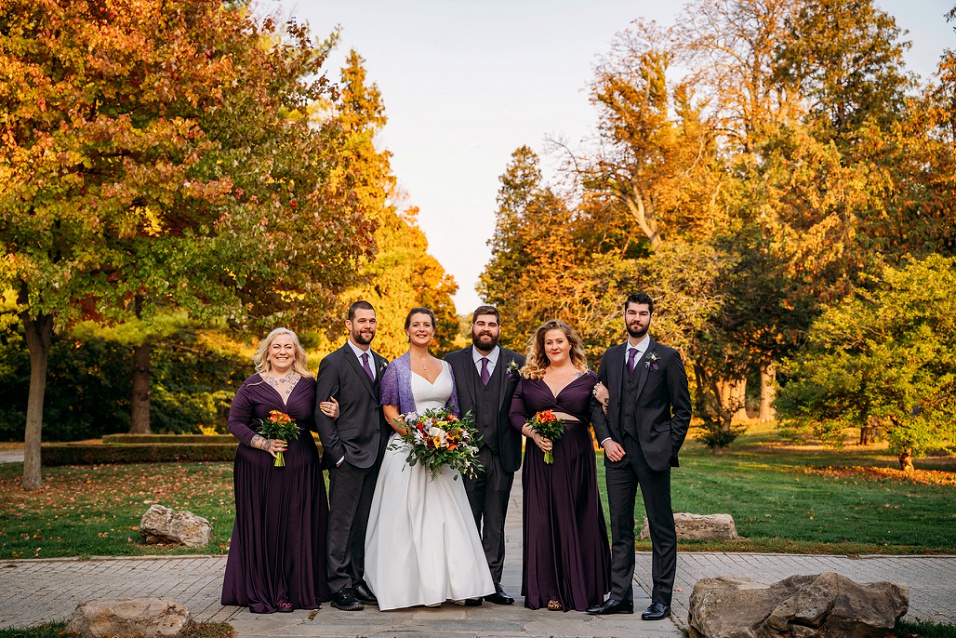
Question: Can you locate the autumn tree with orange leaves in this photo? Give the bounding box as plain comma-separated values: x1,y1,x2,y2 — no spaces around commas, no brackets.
0,0,375,488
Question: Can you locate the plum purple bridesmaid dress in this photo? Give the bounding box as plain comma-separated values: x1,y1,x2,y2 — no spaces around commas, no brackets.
509,371,610,611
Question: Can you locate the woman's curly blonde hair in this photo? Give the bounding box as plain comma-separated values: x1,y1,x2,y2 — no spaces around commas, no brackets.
521,320,589,380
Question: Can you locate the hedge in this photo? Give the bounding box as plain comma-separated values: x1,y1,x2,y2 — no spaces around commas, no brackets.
42,442,237,466
42,433,324,465
102,434,235,445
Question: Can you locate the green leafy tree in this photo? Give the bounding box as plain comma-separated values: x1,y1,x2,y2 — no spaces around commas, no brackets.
0,0,373,488
774,0,912,139
776,255,956,470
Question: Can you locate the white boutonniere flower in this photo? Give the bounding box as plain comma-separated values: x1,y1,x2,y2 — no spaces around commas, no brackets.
506,360,521,377
645,352,661,371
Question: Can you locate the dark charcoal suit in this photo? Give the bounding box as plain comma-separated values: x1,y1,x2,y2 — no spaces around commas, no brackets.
444,346,525,585
314,343,389,594
591,338,691,606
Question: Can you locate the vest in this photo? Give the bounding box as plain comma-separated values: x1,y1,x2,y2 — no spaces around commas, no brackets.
621,355,643,440
474,358,502,453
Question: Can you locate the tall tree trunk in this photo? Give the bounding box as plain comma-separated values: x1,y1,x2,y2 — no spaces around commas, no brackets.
129,295,151,434
718,378,748,423
759,362,776,423
730,377,748,423
130,340,151,434
19,311,53,490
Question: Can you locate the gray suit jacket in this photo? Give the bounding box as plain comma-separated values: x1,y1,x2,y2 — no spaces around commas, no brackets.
591,338,692,472
314,342,389,470
445,346,525,473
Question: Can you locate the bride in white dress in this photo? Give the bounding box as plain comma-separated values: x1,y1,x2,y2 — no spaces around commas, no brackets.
364,307,494,610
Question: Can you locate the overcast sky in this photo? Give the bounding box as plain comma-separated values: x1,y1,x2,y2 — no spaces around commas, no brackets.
262,0,954,315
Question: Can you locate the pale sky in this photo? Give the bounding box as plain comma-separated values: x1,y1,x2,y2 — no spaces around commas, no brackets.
262,0,953,315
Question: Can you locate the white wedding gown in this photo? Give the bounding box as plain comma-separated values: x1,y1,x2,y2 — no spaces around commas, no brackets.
364,362,494,609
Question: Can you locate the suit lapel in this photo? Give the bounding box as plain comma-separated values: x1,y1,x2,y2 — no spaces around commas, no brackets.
633,338,657,401
460,346,479,406
344,345,377,400
607,344,625,403
495,348,514,411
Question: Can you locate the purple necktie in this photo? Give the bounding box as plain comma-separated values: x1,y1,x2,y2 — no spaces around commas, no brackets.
480,357,490,385
361,352,374,381
627,348,638,375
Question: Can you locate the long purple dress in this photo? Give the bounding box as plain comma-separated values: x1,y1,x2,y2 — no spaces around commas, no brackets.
221,374,332,613
509,371,611,611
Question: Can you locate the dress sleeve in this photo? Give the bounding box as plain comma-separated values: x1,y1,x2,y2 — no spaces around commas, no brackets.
380,360,400,407
227,382,259,448
508,378,529,433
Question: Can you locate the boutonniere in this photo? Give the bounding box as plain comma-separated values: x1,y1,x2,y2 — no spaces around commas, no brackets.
645,352,661,371
380,359,388,372
506,360,521,378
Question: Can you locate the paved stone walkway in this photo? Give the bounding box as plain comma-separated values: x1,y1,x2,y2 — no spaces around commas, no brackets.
2,449,954,636
2,552,953,636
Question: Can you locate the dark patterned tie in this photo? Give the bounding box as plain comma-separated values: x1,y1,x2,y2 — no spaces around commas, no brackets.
480,357,490,385
361,352,374,381
627,348,638,375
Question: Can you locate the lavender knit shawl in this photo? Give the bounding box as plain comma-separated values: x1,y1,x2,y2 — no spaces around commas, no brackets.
380,351,460,416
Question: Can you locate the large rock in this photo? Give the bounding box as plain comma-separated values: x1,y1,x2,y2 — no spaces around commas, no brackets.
640,513,738,541
688,572,909,638
139,504,211,547
66,597,192,638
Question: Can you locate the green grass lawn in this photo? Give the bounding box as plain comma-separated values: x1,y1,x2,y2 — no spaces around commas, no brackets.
1,426,954,559
0,462,235,559
595,428,956,555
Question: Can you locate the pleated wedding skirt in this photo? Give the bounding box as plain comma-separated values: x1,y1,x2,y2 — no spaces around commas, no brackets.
364,439,494,609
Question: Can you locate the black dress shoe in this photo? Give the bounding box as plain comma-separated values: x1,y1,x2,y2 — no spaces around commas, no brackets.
483,583,515,605
641,602,671,620
586,599,633,615
464,597,483,606
353,582,378,605
331,588,364,611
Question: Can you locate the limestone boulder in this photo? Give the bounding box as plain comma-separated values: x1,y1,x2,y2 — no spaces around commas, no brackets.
139,504,211,547
640,512,738,541
688,572,909,638
66,597,192,638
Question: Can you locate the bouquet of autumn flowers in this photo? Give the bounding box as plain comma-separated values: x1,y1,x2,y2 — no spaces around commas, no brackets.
257,410,300,467
394,407,482,480
528,410,565,464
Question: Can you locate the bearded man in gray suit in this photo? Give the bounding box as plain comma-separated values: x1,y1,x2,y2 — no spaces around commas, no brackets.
315,301,389,611
587,292,691,621
445,305,525,605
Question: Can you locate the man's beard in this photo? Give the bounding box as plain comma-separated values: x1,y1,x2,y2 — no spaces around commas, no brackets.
352,329,374,345
626,322,648,339
472,331,499,351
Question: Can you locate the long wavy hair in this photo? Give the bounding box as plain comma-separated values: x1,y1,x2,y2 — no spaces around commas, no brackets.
253,327,312,378
522,320,589,380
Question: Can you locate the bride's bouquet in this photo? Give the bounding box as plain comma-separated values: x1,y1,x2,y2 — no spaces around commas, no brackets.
257,409,300,467
393,407,482,480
